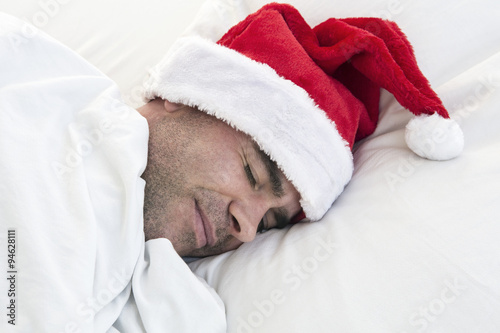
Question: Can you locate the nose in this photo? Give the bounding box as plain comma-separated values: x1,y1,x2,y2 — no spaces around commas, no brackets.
228,197,268,243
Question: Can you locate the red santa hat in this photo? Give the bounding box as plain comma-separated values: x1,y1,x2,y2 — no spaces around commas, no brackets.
143,3,464,221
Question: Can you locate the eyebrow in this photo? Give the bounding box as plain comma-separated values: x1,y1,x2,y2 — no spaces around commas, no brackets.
252,144,294,230
253,143,285,198
273,207,290,229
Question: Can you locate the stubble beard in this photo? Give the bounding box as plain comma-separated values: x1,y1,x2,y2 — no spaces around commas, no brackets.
142,114,236,257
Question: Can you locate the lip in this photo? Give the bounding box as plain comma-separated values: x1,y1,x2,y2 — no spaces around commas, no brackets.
194,200,215,248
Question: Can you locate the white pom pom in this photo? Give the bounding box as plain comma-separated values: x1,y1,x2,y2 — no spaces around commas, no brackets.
405,113,464,161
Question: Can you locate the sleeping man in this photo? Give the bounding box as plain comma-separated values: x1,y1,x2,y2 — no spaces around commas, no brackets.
138,99,302,258
138,3,464,258
0,3,462,332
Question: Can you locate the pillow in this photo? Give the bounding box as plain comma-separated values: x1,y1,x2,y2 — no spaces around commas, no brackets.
187,0,500,332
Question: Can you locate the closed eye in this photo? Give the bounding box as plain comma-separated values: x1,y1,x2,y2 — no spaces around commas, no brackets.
244,164,257,188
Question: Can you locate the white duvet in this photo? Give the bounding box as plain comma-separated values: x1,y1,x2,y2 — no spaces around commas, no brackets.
0,13,225,332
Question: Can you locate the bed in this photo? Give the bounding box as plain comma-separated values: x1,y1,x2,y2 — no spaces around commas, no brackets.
1,0,499,332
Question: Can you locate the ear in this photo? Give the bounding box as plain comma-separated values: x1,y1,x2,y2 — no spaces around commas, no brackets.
164,99,184,113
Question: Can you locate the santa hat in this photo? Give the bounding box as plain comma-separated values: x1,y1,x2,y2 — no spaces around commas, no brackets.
143,3,464,221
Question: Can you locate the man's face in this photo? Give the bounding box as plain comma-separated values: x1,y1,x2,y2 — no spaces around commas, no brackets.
141,103,302,257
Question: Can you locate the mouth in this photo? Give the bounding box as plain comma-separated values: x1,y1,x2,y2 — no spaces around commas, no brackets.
194,200,215,248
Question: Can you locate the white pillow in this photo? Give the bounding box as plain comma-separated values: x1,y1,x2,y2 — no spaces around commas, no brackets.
187,0,500,332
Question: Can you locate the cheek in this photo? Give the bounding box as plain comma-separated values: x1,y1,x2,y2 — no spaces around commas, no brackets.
191,144,245,188
189,236,243,257
183,119,249,190
202,158,246,191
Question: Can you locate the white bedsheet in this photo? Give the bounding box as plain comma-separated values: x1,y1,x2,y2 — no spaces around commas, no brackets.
0,13,225,332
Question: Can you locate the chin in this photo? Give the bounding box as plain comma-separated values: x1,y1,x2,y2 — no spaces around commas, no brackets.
183,240,243,258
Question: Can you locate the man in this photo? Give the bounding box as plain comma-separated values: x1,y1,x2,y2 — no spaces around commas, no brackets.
0,3,462,332
138,99,302,257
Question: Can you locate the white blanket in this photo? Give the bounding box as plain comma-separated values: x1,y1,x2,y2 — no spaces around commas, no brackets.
0,13,225,332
